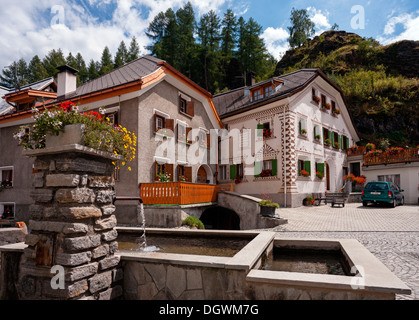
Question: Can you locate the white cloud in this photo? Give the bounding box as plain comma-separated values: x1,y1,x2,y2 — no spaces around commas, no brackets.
0,0,233,70
307,7,331,35
261,27,290,60
378,10,419,44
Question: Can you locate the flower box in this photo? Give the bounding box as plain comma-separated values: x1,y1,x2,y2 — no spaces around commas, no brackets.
322,103,331,111
299,170,310,177
259,199,279,217
314,134,321,142
300,129,307,136
312,96,321,104
260,169,273,177
324,138,331,147
235,174,243,184
315,171,324,179
332,108,341,115
263,129,272,139
333,142,340,149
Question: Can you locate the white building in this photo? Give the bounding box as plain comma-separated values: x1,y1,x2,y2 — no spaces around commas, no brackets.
213,69,360,207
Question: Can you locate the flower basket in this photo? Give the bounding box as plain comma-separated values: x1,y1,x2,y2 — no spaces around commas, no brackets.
263,128,272,139
324,138,331,147
299,170,310,177
303,196,315,206
312,95,320,104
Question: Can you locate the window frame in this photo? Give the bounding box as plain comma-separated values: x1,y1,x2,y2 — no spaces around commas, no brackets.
0,166,14,187
0,202,15,220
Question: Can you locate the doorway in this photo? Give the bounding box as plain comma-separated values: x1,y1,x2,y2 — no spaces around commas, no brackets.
325,163,330,191
197,166,208,184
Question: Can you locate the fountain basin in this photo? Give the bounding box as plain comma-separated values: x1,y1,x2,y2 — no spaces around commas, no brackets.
116,228,411,300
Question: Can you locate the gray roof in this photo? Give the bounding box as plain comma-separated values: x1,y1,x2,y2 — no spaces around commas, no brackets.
0,77,55,116
213,69,319,118
64,55,164,99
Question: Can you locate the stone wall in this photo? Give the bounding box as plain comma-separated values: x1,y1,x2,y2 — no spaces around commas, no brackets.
17,148,123,300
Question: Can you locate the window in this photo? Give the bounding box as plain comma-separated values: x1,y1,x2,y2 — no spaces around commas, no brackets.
378,175,401,188
219,165,227,181
177,123,187,143
265,86,274,97
199,130,208,148
314,125,321,141
298,118,307,136
105,112,119,127
0,167,13,187
321,95,326,106
253,89,263,101
263,160,272,171
0,203,15,220
298,159,311,177
331,101,336,113
177,165,185,181
155,115,165,132
180,97,187,114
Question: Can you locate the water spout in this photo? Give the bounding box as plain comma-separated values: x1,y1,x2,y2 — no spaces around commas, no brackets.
137,201,159,252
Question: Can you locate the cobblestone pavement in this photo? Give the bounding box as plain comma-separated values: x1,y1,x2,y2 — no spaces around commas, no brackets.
271,203,419,300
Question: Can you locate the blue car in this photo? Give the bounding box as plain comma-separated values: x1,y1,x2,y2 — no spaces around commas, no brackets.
362,181,405,208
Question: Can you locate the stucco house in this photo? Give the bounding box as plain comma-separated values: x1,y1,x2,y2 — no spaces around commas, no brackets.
213,69,360,207
0,55,223,223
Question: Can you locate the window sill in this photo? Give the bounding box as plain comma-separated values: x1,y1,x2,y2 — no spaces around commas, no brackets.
298,134,308,140
179,111,193,119
297,176,311,181
314,139,322,145
254,176,280,182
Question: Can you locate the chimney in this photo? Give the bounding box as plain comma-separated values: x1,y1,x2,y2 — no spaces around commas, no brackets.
246,72,256,87
56,65,78,99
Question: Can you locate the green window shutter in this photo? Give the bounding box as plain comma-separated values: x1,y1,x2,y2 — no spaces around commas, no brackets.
317,163,325,175
329,131,333,144
257,124,263,137
338,134,341,148
230,165,237,180
298,120,302,133
304,161,311,175
272,159,278,176
254,162,262,177
346,137,350,150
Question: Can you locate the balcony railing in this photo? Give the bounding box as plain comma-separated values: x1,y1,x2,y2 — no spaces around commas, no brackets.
364,148,419,166
140,182,234,205
347,146,367,157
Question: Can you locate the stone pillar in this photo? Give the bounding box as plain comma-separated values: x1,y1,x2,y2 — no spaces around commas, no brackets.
18,146,123,300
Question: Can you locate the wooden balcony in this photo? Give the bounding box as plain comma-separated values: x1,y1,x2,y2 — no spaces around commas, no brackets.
363,148,419,166
346,146,367,157
140,182,234,205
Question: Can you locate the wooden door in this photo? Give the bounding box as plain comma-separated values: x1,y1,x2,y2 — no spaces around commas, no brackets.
326,163,330,191
197,166,207,184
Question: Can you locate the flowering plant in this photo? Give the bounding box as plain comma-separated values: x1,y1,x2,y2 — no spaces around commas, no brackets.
366,149,382,157
235,174,243,184
312,95,320,104
348,145,359,153
263,128,272,139
305,196,315,205
324,138,331,146
353,176,366,185
315,171,324,179
366,143,376,151
386,147,404,156
333,142,340,149
322,102,331,110
178,175,187,182
156,173,171,182
14,101,137,171
299,170,310,177
260,169,273,177
258,193,280,208
300,129,307,135
343,174,356,182
314,134,321,141
332,108,341,115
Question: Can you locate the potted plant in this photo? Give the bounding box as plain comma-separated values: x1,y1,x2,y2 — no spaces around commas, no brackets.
299,169,310,177
263,128,272,139
315,171,324,180
366,143,376,151
260,169,273,177
14,101,137,171
333,142,340,149
300,129,307,136
322,102,331,111
312,95,321,104
348,145,359,154
178,175,187,182
366,149,382,157
386,147,404,156
314,134,321,142
303,196,315,206
324,138,331,147
259,199,280,217
235,174,243,184
332,108,341,115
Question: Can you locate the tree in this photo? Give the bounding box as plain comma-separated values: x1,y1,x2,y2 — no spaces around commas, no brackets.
127,37,141,62
220,9,238,63
287,8,315,49
197,10,221,92
43,49,66,77
114,40,128,68
176,2,197,77
331,23,339,31
27,55,49,84
0,58,29,88
75,53,88,84
100,46,114,75
161,8,179,68
87,59,99,81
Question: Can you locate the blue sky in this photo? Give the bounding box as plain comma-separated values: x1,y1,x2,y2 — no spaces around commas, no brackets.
0,0,418,69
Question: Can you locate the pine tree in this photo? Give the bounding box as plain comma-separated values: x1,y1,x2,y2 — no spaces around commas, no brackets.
146,12,167,59
127,37,141,62
175,2,196,78
43,49,66,77
75,53,88,84
220,9,238,89
0,59,29,88
87,59,99,81
100,46,114,75
27,55,49,83
161,8,179,68
114,40,128,68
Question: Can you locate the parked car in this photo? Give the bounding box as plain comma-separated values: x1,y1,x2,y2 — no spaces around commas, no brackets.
362,181,404,207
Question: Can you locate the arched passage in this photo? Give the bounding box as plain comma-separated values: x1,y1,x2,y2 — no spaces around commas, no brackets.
200,206,240,230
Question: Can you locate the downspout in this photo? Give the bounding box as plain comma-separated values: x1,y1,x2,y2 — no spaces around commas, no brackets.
283,105,287,208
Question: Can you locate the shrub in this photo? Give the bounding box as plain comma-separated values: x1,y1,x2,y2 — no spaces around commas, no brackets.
181,216,205,229
258,199,280,209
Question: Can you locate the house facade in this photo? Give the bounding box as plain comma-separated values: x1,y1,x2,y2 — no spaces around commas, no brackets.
213,69,360,207
0,56,223,223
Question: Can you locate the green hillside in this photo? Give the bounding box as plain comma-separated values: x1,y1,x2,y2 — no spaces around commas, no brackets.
274,31,419,148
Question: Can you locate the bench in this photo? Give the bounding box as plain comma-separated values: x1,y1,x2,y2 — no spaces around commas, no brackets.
325,192,348,207
312,193,326,206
